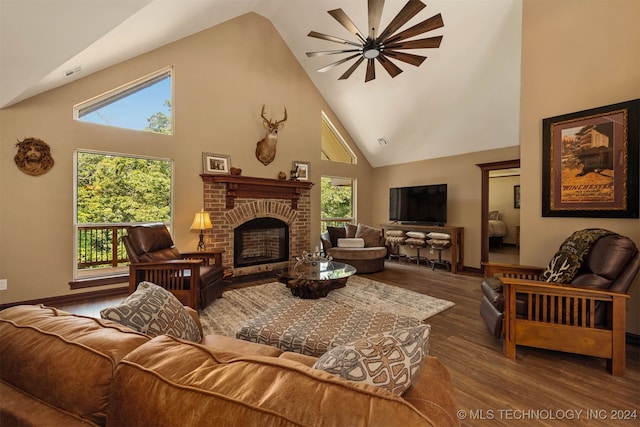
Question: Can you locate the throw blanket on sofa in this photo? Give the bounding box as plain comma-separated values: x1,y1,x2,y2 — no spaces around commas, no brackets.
541,228,616,283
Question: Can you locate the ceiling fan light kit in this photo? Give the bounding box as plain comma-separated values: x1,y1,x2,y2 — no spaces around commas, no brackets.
306,0,444,82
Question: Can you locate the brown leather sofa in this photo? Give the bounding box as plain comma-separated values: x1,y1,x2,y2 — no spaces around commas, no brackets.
1,305,460,427
123,224,226,308
321,224,387,273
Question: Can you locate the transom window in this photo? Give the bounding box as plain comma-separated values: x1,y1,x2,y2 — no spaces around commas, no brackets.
73,67,173,134
321,112,356,164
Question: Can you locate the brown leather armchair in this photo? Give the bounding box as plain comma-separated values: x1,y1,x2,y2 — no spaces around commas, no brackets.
480,231,639,376
123,224,225,309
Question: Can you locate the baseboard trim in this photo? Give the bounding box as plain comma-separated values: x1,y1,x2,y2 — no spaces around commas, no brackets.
69,274,128,290
0,286,128,311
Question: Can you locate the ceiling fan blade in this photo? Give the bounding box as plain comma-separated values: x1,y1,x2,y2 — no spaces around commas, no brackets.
306,49,362,57
382,13,444,45
365,58,376,82
377,0,426,42
317,54,362,73
377,55,403,78
307,31,362,47
368,0,385,39
383,50,426,66
339,57,366,80
385,35,443,50
328,9,367,43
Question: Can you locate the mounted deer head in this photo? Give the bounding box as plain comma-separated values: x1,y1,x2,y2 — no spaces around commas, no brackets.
255,105,287,166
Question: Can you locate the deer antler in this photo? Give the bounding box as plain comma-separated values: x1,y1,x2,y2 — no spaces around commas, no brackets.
261,105,287,129
275,107,287,127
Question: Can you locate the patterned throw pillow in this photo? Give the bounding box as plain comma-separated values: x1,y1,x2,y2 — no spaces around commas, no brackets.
312,324,431,396
100,282,201,342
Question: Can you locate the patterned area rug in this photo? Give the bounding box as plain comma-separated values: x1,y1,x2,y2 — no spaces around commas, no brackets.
199,276,455,337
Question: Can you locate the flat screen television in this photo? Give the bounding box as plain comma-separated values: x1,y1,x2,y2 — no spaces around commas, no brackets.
389,184,447,225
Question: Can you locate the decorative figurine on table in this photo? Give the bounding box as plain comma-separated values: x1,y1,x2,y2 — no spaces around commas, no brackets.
295,251,332,267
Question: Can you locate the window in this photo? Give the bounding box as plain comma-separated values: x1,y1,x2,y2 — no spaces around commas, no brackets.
321,176,355,232
321,112,356,164
74,150,173,281
74,68,173,134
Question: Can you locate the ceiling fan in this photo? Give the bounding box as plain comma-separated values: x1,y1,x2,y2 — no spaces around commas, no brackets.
306,0,444,82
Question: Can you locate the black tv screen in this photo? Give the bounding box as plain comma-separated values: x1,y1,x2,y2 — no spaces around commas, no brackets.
389,184,447,225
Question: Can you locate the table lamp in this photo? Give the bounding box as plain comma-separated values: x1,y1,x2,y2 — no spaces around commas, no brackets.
190,209,212,250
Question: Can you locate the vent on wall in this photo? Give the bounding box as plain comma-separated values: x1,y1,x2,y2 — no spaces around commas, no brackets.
63,65,82,78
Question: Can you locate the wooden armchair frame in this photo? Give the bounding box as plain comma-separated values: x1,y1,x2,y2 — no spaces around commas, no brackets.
483,262,630,376
128,250,223,310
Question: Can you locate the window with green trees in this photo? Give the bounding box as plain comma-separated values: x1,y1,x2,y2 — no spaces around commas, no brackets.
73,67,173,135
74,151,173,279
321,176,354,232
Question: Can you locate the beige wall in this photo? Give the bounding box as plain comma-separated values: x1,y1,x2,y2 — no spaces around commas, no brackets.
371,147,521,268
371,0,640,333
0,13,372,304
1,3,638,334
519,0,640,334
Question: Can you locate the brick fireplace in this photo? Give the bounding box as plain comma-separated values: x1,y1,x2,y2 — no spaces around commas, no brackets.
201,175,313,277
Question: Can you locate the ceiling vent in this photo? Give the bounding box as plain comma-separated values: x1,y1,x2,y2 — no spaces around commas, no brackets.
377,137,389,145
63,65,82,78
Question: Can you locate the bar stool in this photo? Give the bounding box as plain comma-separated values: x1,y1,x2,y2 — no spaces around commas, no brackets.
405,231,428,266
427,233,452,271
385,230,407,263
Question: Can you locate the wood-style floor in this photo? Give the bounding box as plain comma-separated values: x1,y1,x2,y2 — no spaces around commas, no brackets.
56,262,640,426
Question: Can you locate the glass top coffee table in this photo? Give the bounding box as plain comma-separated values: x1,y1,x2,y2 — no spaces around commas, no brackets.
277,260,356,299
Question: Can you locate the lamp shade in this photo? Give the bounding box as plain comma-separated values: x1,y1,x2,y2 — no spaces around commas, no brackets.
190,210,212,230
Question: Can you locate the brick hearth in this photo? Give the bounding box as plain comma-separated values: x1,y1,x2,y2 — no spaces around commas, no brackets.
201,175,313,277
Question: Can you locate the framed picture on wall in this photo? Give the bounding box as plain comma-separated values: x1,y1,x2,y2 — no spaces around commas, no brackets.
542,99,639,218
514,185,520,209
202,153,231,174
292,161,310,181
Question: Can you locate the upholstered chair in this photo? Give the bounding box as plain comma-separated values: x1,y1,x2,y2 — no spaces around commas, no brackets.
427,233,452,271
123,224,226,309
480,230,639,376
385,230,407,263
405,231,428,266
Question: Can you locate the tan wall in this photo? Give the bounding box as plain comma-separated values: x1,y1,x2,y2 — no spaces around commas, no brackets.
371,0,640,333
371,146,521,268
0,13,371,304
519,0,640,334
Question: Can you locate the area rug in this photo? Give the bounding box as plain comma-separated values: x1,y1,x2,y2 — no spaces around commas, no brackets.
199,275,454,337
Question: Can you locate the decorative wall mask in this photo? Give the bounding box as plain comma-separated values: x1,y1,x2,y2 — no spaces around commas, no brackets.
14,137,55,176
255,105,287,166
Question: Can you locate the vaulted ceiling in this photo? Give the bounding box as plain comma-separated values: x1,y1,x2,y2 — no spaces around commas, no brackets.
0,0,522,167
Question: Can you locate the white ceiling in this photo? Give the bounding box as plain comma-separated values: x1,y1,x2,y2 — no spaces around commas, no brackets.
0,0,522,167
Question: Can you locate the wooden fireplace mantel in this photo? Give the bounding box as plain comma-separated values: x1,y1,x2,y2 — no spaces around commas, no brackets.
201,174,314,209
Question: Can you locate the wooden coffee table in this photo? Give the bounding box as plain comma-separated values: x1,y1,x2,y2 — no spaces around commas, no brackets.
277,261,356,299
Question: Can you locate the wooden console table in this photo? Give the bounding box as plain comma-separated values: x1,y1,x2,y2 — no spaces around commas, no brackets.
382,224,464,273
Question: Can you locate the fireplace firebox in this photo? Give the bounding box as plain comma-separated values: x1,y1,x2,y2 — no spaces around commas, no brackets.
234,217,289,268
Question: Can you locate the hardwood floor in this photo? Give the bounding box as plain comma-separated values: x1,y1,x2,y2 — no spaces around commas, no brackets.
56,262,640,426
489,244,520,264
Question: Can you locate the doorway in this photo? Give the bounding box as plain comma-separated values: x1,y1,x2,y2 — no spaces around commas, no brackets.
477,159,521,268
